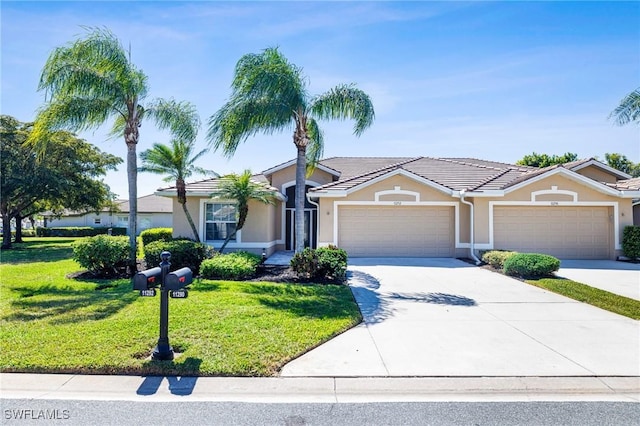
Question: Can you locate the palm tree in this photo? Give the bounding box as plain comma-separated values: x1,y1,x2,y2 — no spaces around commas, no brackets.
610,87,640,125
209,170,277,253
139,139,215,242
207,47,374,253
29,27,200,272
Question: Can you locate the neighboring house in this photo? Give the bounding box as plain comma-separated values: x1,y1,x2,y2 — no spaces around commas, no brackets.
156,157,640,260
44,194,173,235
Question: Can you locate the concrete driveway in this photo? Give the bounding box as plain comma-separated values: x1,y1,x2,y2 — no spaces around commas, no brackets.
557,260,640,301
280,258,639,377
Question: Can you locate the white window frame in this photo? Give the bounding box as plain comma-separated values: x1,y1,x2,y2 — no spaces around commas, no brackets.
202,201,239,242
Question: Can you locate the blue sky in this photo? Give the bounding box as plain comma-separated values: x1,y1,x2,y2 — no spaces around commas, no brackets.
2,1,639,198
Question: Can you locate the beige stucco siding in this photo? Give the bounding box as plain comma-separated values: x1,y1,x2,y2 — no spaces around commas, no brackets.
574,165,618,184
172,197,202,239
269,165,334,191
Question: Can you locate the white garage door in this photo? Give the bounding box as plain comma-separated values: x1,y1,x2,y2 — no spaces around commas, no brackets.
338,206,454,257
493,206,611,259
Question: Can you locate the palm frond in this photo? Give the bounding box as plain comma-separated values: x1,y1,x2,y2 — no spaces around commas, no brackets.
305,117,324,174
610,88,640,126
145,98,200,141
206,96,293,157
210,170,277,205
310,84,375,136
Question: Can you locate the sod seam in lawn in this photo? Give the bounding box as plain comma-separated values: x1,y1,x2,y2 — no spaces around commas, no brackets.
525,277,640,320
0,238,361,376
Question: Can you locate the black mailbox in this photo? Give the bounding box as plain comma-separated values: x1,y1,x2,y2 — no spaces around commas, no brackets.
133,267,162,290
165,267,193,290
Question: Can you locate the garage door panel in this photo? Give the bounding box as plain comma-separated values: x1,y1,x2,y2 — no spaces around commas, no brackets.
338,206,454,257
493,206,610,259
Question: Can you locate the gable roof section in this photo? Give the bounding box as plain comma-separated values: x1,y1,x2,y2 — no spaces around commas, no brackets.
155,175,285,200
565,158,632,180
262,158,341,178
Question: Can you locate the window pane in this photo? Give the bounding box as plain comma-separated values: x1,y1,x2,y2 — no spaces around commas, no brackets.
205,204,214,221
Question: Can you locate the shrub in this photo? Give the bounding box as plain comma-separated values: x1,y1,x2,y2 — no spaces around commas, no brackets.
143,239,213,275
622,226,640,259
37,227,127,237
140,228,173,247
316,246,348,282
503,253,560,278
290,248,318,278
481,250,518,269
72,235,129,275
200,251,262,280
291,246,348,283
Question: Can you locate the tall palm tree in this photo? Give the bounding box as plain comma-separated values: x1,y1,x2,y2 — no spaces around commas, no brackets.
139,139,215,242
209,170,277,253
29,27,200,272
207,47,374,253
610,87,640,125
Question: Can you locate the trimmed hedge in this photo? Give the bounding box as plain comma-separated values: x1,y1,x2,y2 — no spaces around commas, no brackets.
143,239,213,275
481,250,518,270
291,246,348,283
503,253,560,278
622,226,640,259
200,252,262,281
72,235,129,275
37,227,127,237
140,228,173,247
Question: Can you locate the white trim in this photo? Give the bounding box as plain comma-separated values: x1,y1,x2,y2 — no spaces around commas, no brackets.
204,240,280,250
199,199,242,243
487,201,620,251
374,186,420,202
332,201,462,250
311,169,454,198
280,180,322,193
531,186,578,202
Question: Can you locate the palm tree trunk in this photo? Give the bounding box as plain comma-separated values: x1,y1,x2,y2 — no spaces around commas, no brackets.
294,144,306,253
182,202,200,242
126,140,138,274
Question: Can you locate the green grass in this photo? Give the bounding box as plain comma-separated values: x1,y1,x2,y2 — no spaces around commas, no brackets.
0,238,361,376
526,277,640,320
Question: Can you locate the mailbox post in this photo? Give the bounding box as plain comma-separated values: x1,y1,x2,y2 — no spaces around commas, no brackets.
153,251,173,360
133,251,192,361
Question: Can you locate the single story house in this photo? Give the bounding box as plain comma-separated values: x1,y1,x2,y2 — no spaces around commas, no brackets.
44,194,172,235
156,157,640,260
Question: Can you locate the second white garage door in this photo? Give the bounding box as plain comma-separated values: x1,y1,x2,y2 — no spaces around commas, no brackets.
493,206,611,259
338,205,454,257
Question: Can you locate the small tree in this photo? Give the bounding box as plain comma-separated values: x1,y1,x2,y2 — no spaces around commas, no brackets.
209,170,277,253
139,139,214,241
516,152,578,168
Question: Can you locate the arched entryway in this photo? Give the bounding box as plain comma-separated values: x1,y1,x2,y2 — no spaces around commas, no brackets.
284,185,318,250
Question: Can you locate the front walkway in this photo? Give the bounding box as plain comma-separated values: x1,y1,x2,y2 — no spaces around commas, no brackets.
264,251,294,266
280,258,640,377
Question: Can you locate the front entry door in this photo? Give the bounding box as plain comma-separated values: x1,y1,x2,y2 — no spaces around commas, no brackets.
284,185,318,251
286,208,318,250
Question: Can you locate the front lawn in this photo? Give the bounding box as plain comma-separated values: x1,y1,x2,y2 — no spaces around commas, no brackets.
0,238,361,376
525,277,640,320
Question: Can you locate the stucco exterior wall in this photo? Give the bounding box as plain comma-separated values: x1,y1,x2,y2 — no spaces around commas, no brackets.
574,165,619,184
172,197,202,239
269,165,334,191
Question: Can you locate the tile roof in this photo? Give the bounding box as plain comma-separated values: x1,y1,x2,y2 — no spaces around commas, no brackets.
606,178,640,191
172,156,634,196
117,194,172,213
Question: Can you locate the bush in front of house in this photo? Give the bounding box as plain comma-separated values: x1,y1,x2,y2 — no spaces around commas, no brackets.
72,235,129,276
622,226,640,260
291,246,348,283
140,228,173,247
481,250,518,270
37,227,127,237
316,246,348,283
200,251,262,280
143,239,213,275
503,253,560,278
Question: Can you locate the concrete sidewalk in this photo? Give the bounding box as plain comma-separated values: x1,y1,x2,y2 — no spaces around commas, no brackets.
557,260,640,301
1,373,638,402
281,258,640,377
